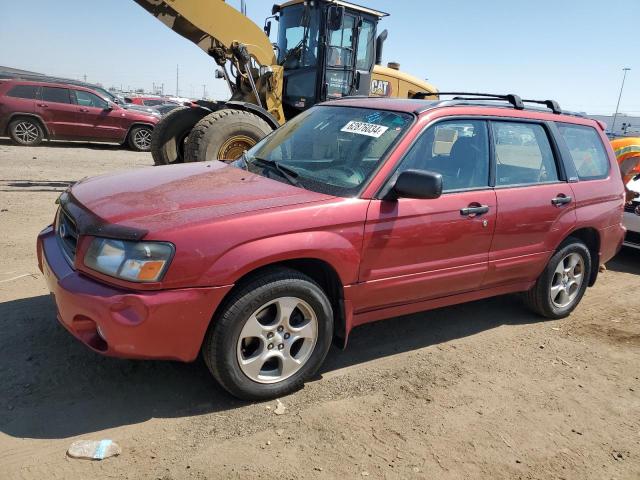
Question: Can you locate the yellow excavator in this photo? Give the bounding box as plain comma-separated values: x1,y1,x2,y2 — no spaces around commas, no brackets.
134,0,438,164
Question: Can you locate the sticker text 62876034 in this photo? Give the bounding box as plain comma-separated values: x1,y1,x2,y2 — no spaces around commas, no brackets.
340,121,389,138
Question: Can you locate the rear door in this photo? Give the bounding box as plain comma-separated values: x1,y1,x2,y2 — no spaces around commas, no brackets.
483,120,576,287
35,86,77,138
71,89,125,141
357,119,497,312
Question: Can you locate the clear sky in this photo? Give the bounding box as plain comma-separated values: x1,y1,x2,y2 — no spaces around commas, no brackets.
1,0,638,115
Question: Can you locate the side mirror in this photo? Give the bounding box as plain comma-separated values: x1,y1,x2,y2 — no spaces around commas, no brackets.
104,102,114,111
264,20,272,36
388,169,443,200
328,5,344,31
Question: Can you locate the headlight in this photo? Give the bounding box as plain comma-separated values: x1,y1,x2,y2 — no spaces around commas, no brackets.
84,238,174,283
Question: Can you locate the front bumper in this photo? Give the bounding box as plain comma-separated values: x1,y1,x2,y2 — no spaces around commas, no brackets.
37,226,232,362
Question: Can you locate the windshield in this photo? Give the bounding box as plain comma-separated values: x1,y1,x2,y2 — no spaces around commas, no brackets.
244,106,413,197
277,4,320,69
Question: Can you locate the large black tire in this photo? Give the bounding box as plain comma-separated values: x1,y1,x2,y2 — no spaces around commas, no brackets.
202,268,334,400
150,106,209,165
184,109,273,163
127,125,153,152
523,238,592,319
9,117,44,146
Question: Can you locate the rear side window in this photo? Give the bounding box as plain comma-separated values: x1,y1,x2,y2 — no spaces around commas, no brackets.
492,122,559,186
41,87,71,104
557,124,609,180
6,84,38,99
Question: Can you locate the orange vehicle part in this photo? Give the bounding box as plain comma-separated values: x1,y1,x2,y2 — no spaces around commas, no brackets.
611,137,640,202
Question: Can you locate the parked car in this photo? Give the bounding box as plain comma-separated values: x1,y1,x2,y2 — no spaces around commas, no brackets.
37,94,626,399
0,73,162,116
0,79,159,151
623,177,640,249
125,96,180,107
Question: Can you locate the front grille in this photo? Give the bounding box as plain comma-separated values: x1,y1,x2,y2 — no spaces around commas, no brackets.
56,207,79,263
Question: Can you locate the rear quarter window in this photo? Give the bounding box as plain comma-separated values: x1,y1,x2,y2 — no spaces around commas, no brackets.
6,84,38,99
557,124,609,180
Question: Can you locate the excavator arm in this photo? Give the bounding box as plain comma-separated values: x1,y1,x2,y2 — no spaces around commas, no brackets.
133,0,284,123
134,0,276,66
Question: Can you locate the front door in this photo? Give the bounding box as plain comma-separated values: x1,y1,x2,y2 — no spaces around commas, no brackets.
71,89,125,141
356,119,497,312
324,12,357,99
35,86,77,138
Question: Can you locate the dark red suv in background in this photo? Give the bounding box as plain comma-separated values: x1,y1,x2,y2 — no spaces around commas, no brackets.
0,79,159,151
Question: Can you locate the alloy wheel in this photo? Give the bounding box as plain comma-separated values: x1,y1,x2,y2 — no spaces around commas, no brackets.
14,121,39,144
134,128,152,150
236,296,318,384
549,252,585,308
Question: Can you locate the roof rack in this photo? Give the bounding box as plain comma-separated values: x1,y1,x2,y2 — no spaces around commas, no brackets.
412,91,562,114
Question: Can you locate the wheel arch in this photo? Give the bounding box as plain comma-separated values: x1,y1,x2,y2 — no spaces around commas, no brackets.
561,227,601,286
124,121,156,141
221,101,280,130
206,257,349,353
7,113,49,137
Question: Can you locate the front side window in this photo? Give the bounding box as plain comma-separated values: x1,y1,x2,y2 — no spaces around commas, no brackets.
74,90,108,109
277,4,320,69
557,123,609,180
395,120,490,191
7,84,38,99
245,106,413,197
492,122,559,186
41,87,71,104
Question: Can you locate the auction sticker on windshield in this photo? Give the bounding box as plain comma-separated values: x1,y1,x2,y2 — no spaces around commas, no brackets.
341,121,389,138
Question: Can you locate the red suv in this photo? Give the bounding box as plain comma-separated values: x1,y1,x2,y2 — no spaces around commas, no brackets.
0,79,159,151
37,94,626,399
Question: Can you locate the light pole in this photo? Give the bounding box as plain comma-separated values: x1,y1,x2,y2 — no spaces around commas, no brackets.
611,67,631,135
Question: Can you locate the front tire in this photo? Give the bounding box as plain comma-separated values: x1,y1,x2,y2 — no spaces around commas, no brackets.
127,125,153,152
524,238,591,319
184,109,273,163
9,117,44,146
202,268,333,400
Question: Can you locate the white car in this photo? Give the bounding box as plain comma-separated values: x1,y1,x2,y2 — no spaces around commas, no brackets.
624,177,640,249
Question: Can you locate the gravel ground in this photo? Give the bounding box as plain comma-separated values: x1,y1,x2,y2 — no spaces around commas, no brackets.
0,138,639,480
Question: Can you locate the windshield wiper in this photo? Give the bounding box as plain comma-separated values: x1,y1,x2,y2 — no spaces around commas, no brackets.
251,156,301,187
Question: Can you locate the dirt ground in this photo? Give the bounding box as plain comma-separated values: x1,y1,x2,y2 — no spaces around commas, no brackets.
0,138,639,480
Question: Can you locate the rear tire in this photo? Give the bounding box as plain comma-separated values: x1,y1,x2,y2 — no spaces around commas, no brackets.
524,238,591,319
127,125,153,152
202,268,333,400
150,106,209,165
9,117,44,146
184,109,273,163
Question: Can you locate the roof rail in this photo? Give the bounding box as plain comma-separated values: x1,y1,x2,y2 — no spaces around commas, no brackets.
412,91,562,114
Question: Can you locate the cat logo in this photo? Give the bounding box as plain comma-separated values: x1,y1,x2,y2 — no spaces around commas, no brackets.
370,79,392,97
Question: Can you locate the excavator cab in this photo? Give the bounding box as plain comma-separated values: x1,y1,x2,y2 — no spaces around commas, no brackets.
273,0,387,118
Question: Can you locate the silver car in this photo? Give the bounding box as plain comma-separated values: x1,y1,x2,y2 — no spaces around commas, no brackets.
624,178,640,249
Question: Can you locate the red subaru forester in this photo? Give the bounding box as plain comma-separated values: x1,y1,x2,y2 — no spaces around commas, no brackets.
37,94,626,399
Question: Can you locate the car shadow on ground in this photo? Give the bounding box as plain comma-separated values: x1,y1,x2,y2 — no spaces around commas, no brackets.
607,247,640,275
0,137,125,151
0,291,543,440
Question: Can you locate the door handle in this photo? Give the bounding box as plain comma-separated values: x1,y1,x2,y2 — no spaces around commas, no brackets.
460,205,490,216
37,103,48,107
79,108,89,112
551,195,572,206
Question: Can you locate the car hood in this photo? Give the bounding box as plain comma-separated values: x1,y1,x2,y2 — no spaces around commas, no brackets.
69,161,333,230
